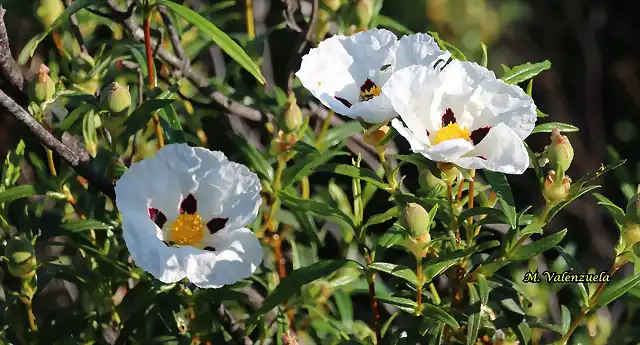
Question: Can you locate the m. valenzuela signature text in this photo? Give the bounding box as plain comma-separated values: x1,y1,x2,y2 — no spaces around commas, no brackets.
522,270,611,283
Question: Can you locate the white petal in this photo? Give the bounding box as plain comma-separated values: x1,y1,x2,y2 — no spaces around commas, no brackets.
189,147,262,230
119,212,194,283
392,118,473,162
295,29,398,122
454,123,530,174
394,33,451,71
189,228,263,288
448,61,537,140
383,65,443,138
340,94,395,123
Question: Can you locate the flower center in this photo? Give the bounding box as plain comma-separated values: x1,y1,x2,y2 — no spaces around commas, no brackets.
168,213,205,245
359,79,381,102
433,123,471,145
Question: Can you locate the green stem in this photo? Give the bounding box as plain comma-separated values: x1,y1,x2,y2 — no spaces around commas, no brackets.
378,150,396,191
429,283,441,305
416,257,423,310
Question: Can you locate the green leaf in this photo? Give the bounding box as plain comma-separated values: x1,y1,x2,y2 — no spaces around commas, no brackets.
421,303,460,330
375,295,416,314
258,260,360,314
525,142,544,189
317,164,388,190
560,305,571,334
594,272,640,308
0,185,48,204
158,0,265,84
228,133,274,181
317,121,363,151
458,207,508,225
466,283,481,345
555,246,589,306
381,312,400,338
118,99,175,142
480,42,488,68
58,103,94,131
363,207,398,231
531,122,579,134
62,219,112,232
423,241,500,282
484,171,517,229
593,193,626,229
571,160,627,192
277,190,356,230
368,262,420,286
501,60,551,84
281,151,348,188
19,0,100,63
376,15,414,35
510,229,567,261
428,31,467,61
157,104,186,144
477,274,489,305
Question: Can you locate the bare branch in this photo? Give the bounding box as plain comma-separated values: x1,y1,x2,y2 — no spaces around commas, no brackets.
215,303,254,345
0,6,27,103
158,5,188,68
64,0,88,54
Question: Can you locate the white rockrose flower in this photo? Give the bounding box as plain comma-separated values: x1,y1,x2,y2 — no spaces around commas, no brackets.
295,29,449,124
115,143,264,288
383,60,537,174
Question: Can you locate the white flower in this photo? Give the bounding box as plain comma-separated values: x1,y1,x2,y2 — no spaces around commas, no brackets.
43,98,68,128
383,60,537,174
115,143,263,288
295,29,449,124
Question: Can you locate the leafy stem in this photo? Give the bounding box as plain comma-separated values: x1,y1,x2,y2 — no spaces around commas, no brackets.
557,259,627,345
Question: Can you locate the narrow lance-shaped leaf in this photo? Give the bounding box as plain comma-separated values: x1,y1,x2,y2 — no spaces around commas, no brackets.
484,171,517,229
510,229,568,261
501,60,551,84
158,0,265,84
466,283,481,345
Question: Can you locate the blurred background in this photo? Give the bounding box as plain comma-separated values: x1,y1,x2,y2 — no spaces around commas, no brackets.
1,0,640,344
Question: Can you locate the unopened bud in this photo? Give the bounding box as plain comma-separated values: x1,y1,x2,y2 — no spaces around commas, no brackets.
437,162,459,184
68,53,95,82
355,0,374,27
4,235,37,279
624,224,640,247
419,168,447,195
322,0,342,11
283,93,303,132
624,193,640,225
401,203,431,237
363,125,390,147
547,127,574,174
100,82,132,117
542,171,570,204
28,64,55,103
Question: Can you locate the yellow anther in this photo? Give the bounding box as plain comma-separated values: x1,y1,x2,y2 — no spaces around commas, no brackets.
168,213,205,246
432,123,471,145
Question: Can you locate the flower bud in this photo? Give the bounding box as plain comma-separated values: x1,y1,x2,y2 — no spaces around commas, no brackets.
542,171,570,204
68,53,95,82
401,203,431,237
625,193,640,225
28,64,55,103
419,168,448,195
283,92,303,132
547,127,574,174
4,235,37,279
363,125,389,147
355,0,374,27
437,162,459,184
322,0,342,11
100,82,132,117
624,223,640,247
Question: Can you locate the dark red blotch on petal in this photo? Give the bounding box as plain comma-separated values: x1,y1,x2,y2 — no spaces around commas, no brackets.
180,194,197,214
360,78,377,93
470,126,491,145
207,218,228,234
335,96,352,108
149,208,167,228
441,108,456,127
203,246,216,252
477,156,487,160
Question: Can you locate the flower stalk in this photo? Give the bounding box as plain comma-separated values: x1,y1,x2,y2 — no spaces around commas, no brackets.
143,9,164,149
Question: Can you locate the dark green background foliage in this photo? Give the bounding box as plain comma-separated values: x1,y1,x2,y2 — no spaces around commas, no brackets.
1,1,640,345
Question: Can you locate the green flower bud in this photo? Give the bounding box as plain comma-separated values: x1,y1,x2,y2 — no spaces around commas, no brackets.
624,223,640,247
283,92,303,132
28,64,55,103
4,235,37,279
625,193,640,225
419,168,447,195
355,0,374,27
68,53,95,83
437,162,459,184
401,203,431,237
542,171,571,204
547,127,574,174
322,0,341,11
100,82,132,117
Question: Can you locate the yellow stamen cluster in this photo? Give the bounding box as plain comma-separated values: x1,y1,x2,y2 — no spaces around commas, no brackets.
359,84,381,102
432,123,471,145
168,213,205,245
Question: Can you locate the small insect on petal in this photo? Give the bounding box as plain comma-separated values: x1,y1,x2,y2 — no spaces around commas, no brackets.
180,194,198,214
207,218,228,234
149,208,167,228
